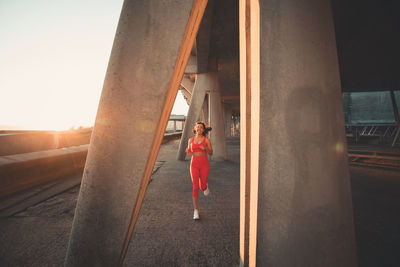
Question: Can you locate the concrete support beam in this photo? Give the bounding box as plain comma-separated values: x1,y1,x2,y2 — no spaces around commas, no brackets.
181,75,195,96
180,87,192,105
65,1,208,266
202,94,210,124
195,0,214,73
185,54,198,73
209,72,227,160
239,1,259,265
240,0,357,266
223,104,233,137
177,75,208,160
184,0,214,74
177,72,227,160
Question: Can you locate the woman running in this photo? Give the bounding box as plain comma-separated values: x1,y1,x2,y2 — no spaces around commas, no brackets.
185,122,213,220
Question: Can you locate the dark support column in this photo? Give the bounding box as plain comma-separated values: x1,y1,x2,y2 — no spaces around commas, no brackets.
256,0,357,266
239,0,259,265
177,72,226,160
203,93,210,124
65,1,208,266
224,104,233,137
240,0,358,266
209,72,227,160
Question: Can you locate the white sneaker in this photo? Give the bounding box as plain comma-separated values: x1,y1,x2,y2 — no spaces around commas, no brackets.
204,184,210,196
193,209,200,220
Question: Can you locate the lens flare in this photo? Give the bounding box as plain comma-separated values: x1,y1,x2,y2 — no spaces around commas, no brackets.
335,142,344,153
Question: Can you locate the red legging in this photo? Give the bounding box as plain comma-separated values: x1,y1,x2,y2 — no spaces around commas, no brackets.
190,156,209,197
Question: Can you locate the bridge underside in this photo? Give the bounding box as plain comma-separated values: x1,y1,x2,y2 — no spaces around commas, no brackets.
65,0,400,266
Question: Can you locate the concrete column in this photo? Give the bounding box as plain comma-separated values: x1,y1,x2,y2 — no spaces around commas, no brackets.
65,1,208,266
209,73,227,160
177,72,227,160
240,0,357,266
202,93,210,124
177,74,207,160
223,104,233,137
239,1,259,265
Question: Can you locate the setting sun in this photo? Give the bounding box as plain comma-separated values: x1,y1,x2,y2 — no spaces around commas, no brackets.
0,0,188,131
0,0,125,131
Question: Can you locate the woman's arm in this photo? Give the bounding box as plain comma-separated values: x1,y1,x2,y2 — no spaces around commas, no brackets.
185,138,192,154
205,138,213,155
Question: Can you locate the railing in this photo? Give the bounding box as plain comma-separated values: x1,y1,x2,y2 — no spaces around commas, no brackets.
345,124,399,146
348,148,400,170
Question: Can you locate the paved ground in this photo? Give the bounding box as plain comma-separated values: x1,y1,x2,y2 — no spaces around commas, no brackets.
123,138,240,266
0,138,240,267
350,166,400,267
0,138,399,266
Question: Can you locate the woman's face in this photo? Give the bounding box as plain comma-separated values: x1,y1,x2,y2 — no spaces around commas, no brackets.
195,123,204,135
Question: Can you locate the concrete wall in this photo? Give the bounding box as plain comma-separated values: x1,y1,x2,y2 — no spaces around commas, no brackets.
0,145,88,197
0,133,180,198
0,129,92,156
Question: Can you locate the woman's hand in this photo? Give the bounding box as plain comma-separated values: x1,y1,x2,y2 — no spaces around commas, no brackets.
205,138,213,155
186,138,192,154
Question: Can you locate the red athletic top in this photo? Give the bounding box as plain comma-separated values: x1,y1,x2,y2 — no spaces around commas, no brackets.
191,136,206,153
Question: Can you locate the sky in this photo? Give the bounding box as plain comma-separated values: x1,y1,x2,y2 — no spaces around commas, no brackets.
0,0,188,131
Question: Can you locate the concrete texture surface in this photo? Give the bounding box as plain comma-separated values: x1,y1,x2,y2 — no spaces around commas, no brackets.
1,139,399,266
256,0,357,265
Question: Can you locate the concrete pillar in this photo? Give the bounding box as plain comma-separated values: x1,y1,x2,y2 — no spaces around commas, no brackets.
239,1,258,265
202,93,210,124
177,74,208,160
223,104,233,137
209,73,227,160
239,0,357,266
177,72,227,160
65,1,207,266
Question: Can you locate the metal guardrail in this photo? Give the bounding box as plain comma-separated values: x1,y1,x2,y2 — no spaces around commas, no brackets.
345,125,400,147
348,149,400,171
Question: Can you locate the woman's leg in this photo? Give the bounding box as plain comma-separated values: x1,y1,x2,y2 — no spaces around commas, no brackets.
190,159,200,209
190,165,200,198
192,197,198,210
199,158,210,191
191,162,200,219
